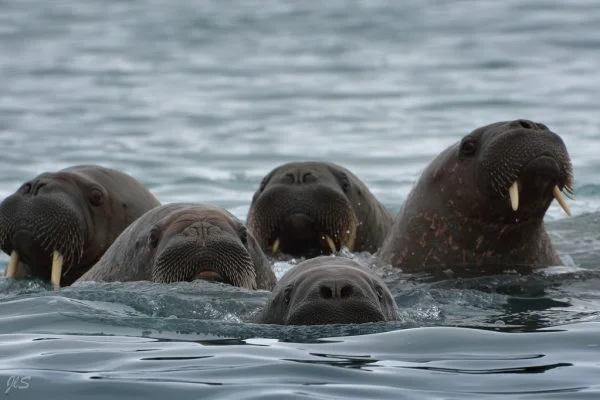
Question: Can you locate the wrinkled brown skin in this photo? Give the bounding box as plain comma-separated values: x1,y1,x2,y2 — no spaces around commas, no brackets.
77,203,276,290
0,165,160,286
247,162,393,258
378,119,573,274
256,256,398,325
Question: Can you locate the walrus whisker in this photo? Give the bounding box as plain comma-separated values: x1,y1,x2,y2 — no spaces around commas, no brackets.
51,250,64,290
563,185,575,200
5,250,19,278
553,186,572,216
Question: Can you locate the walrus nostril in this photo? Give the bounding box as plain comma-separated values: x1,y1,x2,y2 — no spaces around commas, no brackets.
340,284,353,299
319,285,333,299
319,282,354,299
300,172,316,184
283,173,295,184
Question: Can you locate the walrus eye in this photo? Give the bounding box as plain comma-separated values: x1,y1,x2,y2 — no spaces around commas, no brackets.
89,188,104,206
459,137,477,157
19,183,32,194
148,227,161,248
339,173,351,192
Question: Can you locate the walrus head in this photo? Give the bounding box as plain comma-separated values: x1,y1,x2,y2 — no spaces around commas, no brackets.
437,119,574,223
142,207,265,289
0,172,111,287
377,119,574,272
258,256,398,325
247,162,360,258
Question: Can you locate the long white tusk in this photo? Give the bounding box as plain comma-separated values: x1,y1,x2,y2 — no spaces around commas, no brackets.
51,251,64,290
5,250,19,278
553,186,572,216
508,181,519,211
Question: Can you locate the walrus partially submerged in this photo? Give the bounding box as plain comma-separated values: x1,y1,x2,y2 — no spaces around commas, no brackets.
77,203,277,290
378,119,574,273
247,161,393,258
0,165,160,288
256,256,398,325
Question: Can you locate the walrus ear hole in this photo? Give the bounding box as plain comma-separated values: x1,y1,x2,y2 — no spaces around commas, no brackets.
148,227,161,248
239,225,248,246
258,173,273,192
89,188,104,207
375,285,384,302
283,286,292,305
459,138,477,157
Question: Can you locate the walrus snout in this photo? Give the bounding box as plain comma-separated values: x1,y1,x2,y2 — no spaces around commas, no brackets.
248,182,357,257
317,278,357,300
285,274,389,325
476,120,573,216
0,192,85,287
152,229,257,289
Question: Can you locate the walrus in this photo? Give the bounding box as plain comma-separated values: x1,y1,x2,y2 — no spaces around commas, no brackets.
256,256,398,325
0,165,160,288
76,203,277,290
247,161,393,258
377,119,574,273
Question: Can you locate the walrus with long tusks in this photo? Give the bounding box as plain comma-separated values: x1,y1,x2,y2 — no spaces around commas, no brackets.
0,165,160,288
377,119,574,273
77,203,277,290
247,161,393,259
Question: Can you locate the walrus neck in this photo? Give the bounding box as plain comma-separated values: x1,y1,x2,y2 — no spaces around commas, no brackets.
391,207,557,272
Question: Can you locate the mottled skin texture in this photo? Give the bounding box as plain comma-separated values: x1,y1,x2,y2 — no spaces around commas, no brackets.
378,119,573,273
257,256,398,325
77,203,276,290
0,165,160,286
247,162,393,258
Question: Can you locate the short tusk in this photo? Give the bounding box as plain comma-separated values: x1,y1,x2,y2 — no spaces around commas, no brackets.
5,250,19,278
324,235,337,253
51,251,64,290
272,238,280,254
508,181,519,211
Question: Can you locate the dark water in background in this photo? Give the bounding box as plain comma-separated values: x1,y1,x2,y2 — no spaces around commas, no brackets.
1,0,600,398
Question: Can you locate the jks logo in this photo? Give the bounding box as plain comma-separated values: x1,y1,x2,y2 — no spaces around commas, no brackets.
4,376,31,395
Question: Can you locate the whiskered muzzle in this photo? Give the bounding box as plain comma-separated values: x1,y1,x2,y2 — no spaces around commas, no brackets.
153,239,257,289
478,127,574,217
1,197,85,289
249,186,358,257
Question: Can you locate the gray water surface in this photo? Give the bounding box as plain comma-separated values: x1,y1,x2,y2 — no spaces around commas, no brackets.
1,0,600,398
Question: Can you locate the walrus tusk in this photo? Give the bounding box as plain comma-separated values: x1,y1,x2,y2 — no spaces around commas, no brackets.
5,250,19,278
272,238,280,254
324,235,337,253
508,181,519,211
51,251,64,290
553,186,572,216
